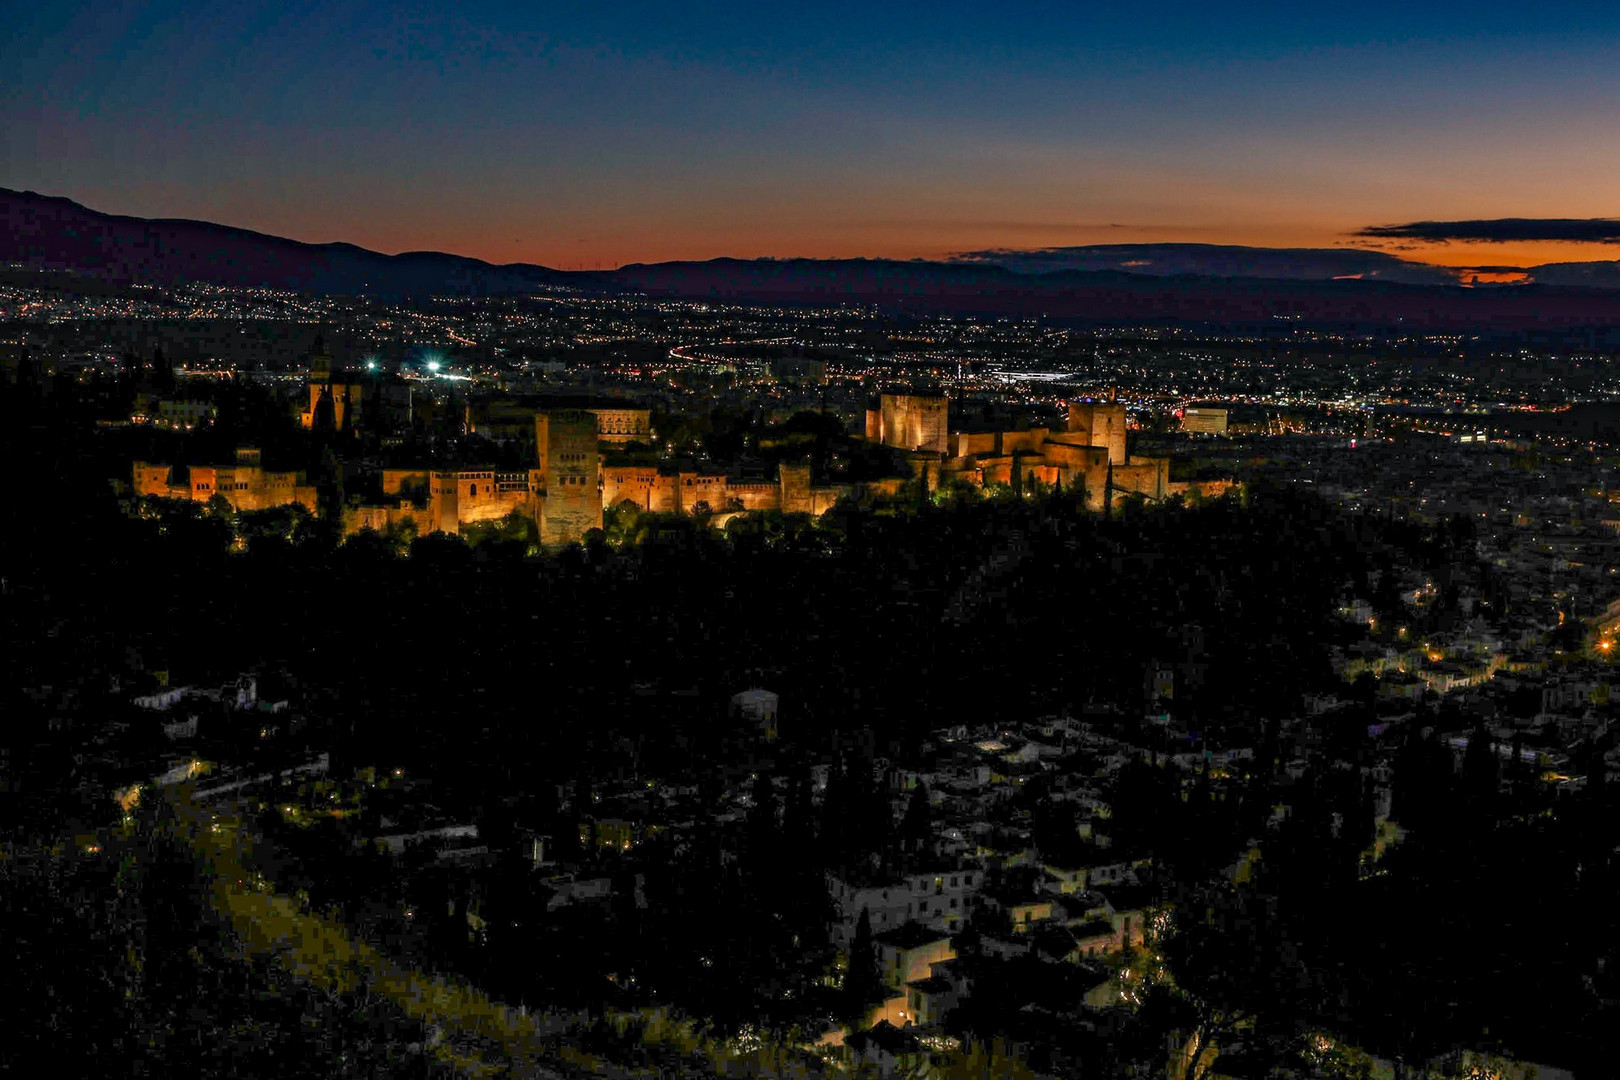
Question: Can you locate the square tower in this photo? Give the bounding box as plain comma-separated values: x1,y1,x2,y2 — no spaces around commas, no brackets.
879,392,949,456
536,409,603,547
1068,401,1127,466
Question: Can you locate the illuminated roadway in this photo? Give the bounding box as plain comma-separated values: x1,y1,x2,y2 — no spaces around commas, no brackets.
668,337,794,363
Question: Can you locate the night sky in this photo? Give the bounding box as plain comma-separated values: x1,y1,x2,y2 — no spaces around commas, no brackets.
6,2,1620,270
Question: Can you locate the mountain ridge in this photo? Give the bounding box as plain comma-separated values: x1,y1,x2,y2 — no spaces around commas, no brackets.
0,187,591,298
10,188,1620,330
606,256,1620,332
944,242,1468,285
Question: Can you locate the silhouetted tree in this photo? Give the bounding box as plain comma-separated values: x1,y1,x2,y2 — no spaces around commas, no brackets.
842,907,884,1030
899,781,932,860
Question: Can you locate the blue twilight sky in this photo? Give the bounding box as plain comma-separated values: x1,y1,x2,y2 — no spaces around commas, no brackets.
5,1,1620,268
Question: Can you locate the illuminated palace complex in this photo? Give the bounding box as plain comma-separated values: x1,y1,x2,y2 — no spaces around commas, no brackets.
133,351,1216,546
869,390,1181,511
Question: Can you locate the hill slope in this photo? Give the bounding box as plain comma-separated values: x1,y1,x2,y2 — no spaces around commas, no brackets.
0,188,596,298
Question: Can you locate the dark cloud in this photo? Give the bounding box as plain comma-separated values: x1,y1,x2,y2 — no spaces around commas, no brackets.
1349,239,1426,252
1356,218,1620,243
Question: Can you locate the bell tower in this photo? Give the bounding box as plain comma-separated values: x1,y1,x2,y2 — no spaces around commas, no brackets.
309,334,332,384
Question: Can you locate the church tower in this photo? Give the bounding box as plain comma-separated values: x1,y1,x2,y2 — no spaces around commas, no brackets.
310,334,332,384
301,332,360,431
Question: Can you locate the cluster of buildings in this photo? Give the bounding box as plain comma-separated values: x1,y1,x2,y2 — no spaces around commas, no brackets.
131,336,1237,546
133,446,316,513
813,717,1167,1038
1310,438,1620,803
874,392,1112,503
497,708,1176,1042
129,412,851,548
131,391,218,430
1329,598,1615,793
866,390,1226,509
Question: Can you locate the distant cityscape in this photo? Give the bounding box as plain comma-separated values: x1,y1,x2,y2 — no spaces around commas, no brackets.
7,250,1620,1080
16,3,1620,1074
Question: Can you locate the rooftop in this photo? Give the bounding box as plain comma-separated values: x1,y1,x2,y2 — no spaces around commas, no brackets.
874,921,953,950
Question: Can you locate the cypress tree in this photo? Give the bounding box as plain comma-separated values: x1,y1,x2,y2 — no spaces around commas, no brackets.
1461,721,1500,817
843,907,883,1031
1390,725,1435,832
151,346,174,392
746,772,780,874
782,764,817,855
820,757,849,869
900,781,932,861
312,383,336,437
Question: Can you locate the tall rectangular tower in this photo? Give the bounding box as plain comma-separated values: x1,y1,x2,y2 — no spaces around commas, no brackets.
430,471,461,534
879,393,949,455
1067,401,1127,466
536,409,602,547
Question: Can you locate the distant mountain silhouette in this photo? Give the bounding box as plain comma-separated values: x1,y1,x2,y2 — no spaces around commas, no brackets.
947,243,1462,284
1523,260,1620,290
10,188,1620,331
608,257,1620,332
0,188,594,298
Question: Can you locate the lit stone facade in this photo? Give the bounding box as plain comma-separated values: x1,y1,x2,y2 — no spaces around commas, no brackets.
137,441,861,550
136,381,1200,552
132,447,317,512
589,407,653,444
877,393,950,455
864,392,1178,510
467,400,653,445
599,464,850,517
536,409,604,546
1066,401,1128,466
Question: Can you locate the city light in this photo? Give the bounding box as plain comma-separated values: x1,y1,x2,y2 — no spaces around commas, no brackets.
19,212,1620,1078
